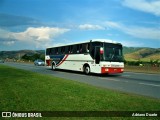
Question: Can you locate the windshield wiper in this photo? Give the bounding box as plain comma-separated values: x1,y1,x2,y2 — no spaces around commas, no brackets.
110,48,115,61
111,54,114,60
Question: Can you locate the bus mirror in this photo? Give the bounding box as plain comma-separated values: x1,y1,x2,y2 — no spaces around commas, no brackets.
100,47,104,54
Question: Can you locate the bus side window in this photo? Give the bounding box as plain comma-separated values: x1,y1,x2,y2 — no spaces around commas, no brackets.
82,43,89,53
70,46,73,53
79,44,82,53
61,47,63,54
55,48,58,54
46,48,50,55
68,46,70,53
87,43,90,52
63,47,65,54
50,48,55,55
73,45,77,54
65,46,69,54
58,47,62,54
68,46,71,53
61,47,65,54
76,44,79,53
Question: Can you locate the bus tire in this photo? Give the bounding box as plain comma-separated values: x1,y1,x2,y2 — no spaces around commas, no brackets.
52,63,56,70
84,65,90,75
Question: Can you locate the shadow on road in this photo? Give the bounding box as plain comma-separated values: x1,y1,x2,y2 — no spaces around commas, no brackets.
46,68,122,78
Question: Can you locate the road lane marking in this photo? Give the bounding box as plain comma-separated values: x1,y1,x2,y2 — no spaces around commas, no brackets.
123,81,129,83
122,75,130,77
139,83,160,87
125,72,159,76
99,78,120,82
99,77,129,83
110,79,120,82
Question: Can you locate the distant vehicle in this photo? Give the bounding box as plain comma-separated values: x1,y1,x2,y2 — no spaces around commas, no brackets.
45,40,124,74
34,59,45,66
0,59,5,63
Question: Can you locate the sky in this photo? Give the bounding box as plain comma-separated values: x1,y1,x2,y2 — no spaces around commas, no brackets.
0,0,160,51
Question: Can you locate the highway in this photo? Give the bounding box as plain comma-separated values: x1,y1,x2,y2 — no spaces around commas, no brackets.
3,62,160,99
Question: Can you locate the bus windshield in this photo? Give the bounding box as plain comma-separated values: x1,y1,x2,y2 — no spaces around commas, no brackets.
104,44,124,62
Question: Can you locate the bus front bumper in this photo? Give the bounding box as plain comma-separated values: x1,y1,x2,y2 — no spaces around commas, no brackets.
101,67,124,74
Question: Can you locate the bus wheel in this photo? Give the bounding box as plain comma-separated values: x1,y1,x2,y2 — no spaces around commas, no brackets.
84,66,90,74
52,63,56,70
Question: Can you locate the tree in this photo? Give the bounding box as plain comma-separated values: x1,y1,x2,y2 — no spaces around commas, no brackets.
21,53,43,61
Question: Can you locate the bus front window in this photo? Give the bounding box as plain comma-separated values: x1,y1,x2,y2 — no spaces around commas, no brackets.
104,45,124,62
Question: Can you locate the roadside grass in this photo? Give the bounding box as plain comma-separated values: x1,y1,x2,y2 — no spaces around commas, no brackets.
0,65,160,119
125,65,160,74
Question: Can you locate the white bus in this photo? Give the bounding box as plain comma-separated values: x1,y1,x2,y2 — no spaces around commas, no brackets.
45,40,124,74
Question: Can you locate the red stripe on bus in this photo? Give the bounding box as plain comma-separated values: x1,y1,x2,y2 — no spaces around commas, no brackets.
56,54,69,67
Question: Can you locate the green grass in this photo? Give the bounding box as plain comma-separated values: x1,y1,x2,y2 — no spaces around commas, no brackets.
0,65,160,119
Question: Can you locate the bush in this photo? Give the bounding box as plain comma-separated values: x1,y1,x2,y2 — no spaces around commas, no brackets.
125,60,160,67
21,53,45,61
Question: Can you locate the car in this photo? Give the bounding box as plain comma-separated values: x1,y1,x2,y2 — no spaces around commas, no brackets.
34,59,45,66
0,59,5,63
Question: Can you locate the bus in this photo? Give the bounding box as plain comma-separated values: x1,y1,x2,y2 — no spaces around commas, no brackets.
45,40,124,74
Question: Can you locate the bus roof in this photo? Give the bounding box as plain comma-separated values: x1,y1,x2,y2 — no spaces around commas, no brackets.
46,39,122,49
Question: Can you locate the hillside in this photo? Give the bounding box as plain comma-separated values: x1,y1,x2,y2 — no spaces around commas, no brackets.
0,50,45,60
123,47,142,54
124,47,160,61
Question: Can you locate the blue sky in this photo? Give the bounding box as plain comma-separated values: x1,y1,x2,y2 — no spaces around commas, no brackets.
0,0,160,50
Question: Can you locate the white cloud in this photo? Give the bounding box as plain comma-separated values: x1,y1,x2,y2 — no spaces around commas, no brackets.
120,40,144,47
92,39,117,43
3,41,15,46
0,27,70,48
78,24,105,30
0,28,12,39
122,0,160,16
124,27,160,40
11,27,70,41
104,21,121,28
105,21,160,40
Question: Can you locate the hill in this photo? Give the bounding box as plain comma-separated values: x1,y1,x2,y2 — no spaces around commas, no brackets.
123,47,142,54
123,47,160,61
0,50,45,60
0,47,159,62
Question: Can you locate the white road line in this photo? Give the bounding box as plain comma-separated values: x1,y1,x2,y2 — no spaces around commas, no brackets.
139,83,160,87
125,72,159,76
100,78,120,82
77,74,88,77
111,79,120,82
100,78,129,83
123,81,129,83
122,75,130,77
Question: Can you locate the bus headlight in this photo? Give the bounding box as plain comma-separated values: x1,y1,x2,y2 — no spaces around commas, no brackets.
105,68,109,72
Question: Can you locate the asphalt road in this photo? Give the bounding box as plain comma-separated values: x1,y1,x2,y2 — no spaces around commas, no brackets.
2,62,160,99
